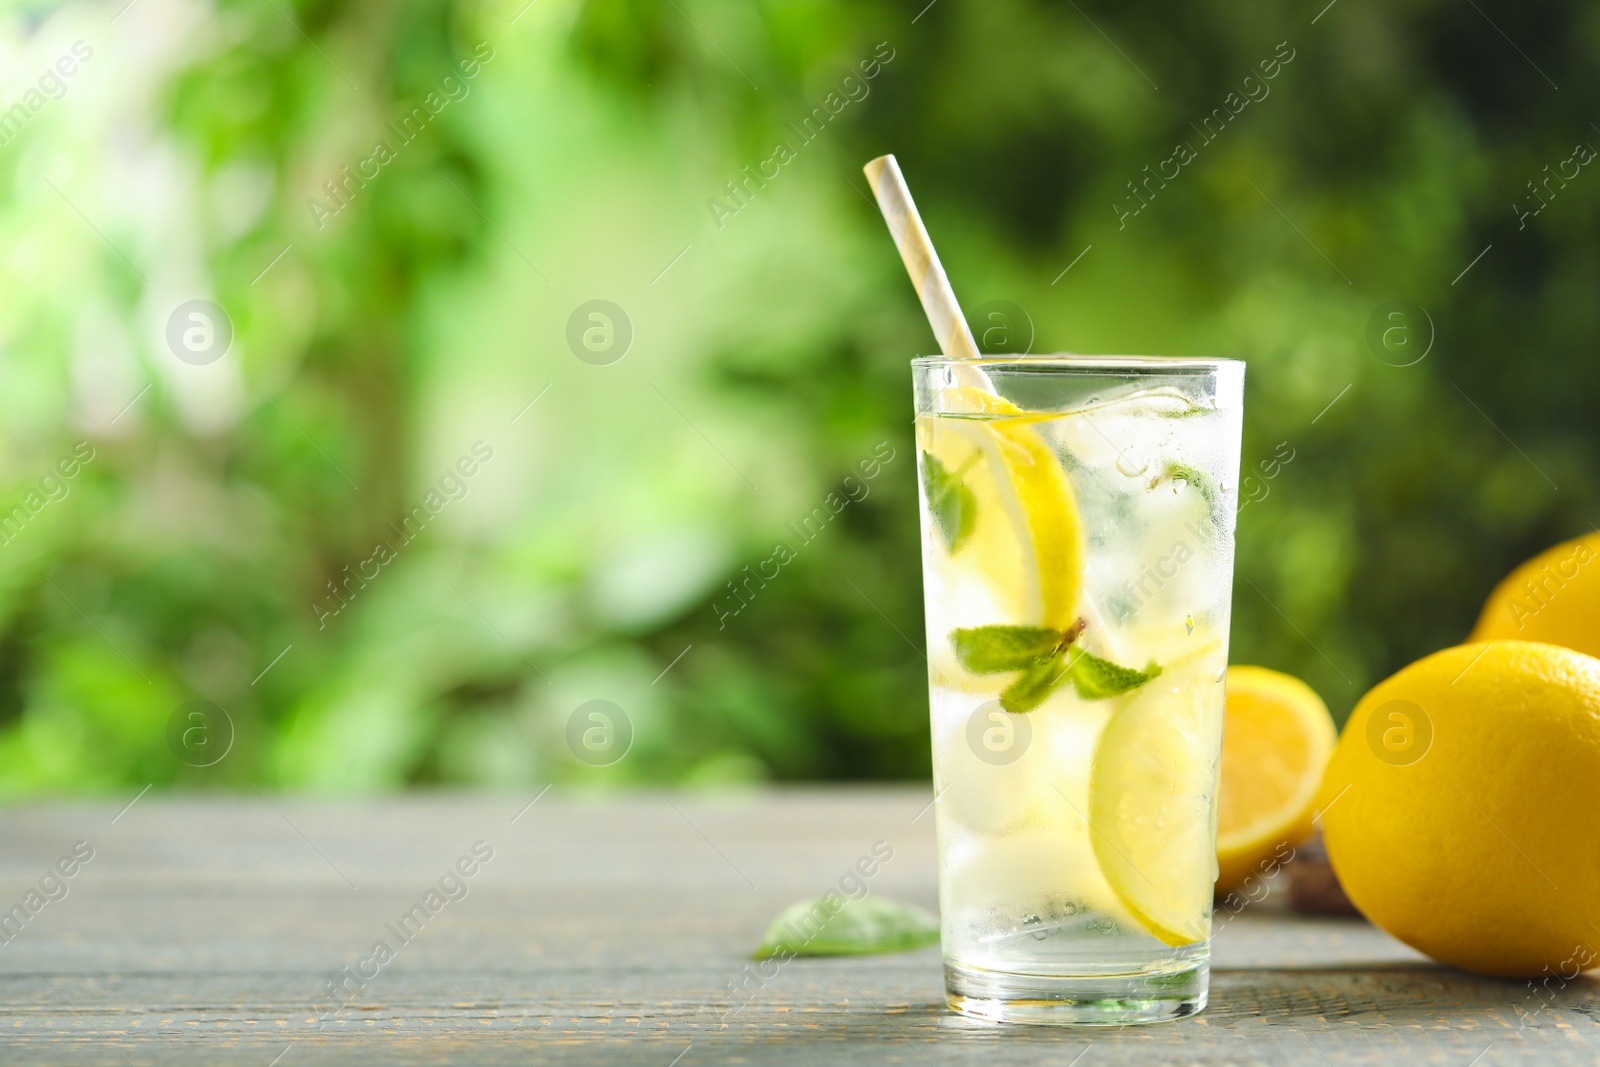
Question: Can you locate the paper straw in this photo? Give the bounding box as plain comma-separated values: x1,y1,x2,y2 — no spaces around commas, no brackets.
863,155,981,360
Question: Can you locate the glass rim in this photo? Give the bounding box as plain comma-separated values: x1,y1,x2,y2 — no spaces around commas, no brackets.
911,353,1242,372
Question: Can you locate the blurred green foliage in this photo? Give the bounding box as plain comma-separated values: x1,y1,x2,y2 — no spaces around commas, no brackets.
0,0,1596,794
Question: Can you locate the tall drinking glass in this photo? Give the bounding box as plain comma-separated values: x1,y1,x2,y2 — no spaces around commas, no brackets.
913,355,1245,1025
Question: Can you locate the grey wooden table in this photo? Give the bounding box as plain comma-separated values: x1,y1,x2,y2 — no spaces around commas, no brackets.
0,788,1593,1064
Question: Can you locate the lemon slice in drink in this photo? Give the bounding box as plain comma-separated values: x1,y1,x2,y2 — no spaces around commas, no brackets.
920,387,1084,630
1088,646,1225,947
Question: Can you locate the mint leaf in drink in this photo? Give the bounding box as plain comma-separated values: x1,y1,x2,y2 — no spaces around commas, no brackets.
1069,650,1162,700
1000,645,1162,711
921,451,977,552
963,619,1089,711
1164,463,1216,508
1164,462,1225,531
999,650,1074,713
753,895,940,959
953,622,1150,711
952,625,1063,673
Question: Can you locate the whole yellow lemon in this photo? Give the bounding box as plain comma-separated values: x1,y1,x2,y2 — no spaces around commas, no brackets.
1318,641,1600,978
1470,532,1600,657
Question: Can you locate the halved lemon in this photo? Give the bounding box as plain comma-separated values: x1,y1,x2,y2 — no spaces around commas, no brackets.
1088,657,1224,947
1214,666,1335,893
918,388,1084,630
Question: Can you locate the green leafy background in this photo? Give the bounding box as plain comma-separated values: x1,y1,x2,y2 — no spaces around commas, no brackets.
0,0,1594,793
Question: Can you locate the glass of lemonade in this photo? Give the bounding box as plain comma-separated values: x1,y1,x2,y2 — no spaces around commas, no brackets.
913,354,1244,1026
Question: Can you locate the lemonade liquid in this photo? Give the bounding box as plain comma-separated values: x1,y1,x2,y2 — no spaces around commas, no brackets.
913,356,1244,1025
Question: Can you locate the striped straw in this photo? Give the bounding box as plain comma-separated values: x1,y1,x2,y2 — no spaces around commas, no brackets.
863,155,981,360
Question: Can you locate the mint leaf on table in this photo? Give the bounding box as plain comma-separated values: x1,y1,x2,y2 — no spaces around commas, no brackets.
753,895,940,959
921,451,977,553
1068,650,1162,699
952,625,1063,673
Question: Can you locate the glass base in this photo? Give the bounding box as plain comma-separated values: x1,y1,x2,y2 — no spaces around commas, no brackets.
944,958,1208,1026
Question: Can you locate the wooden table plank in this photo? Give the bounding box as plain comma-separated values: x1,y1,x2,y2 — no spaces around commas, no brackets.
0,789,1594,1064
